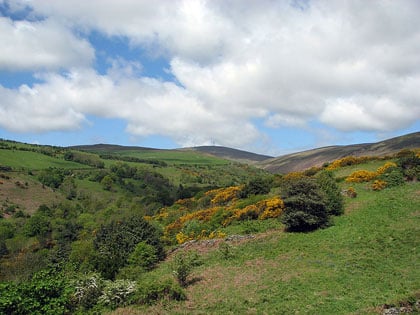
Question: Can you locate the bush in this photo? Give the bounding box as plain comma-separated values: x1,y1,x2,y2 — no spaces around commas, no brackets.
281,178,329,232
127,241,158,271
93,215,164,279
0,269,74,315
97,279,137,309
73,273,104,310
316,171,344,216
172,250,202,287
379,167,405,187
240,177,272,198
132,278,186,305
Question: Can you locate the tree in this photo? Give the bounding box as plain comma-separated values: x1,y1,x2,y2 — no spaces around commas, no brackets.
240,177,272,198
93,215,164,279
281,178,329,232
100,175,114,191
127,241,158,271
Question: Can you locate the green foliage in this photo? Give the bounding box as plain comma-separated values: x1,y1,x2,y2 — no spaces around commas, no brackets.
316,170,344,216
240,177,272,198
218,241,235,260
93,215,164,279
97,279,137,309
60,176,77,199
100,174,114,191
0,240,8,258
73,273,104,310
379,167,405,187
24,213,52,247
132,278,186,305
0,220,15,240
397,150,420,181
172,250,202,287
64,150,105,168
37,168,67,188
0,269,73,315
127,241,158,271
281,178,329,232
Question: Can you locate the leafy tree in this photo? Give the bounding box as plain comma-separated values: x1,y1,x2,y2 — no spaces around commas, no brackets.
38,168,67,189
128,241,158,271
240,177,272,198
101,175,114,191
24,213,52,248
281,178,329,232
0,269,74,315
61,176,77,199
93,215,164,279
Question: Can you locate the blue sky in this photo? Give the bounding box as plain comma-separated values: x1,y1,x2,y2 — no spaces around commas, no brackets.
0,0,419,156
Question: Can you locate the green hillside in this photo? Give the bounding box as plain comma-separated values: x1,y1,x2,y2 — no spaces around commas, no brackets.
0,138,419,314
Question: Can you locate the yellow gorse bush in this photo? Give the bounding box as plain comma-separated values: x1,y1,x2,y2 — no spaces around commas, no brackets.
345,161,398,183
345,170,377,183
372,180,387,191
376,162,397,175
223,197,284,225
206,186,242,205
175,229,227,244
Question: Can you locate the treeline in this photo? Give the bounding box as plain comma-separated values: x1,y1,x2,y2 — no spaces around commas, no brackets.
99,153,167,167
0,139,61,157
64,151,105,168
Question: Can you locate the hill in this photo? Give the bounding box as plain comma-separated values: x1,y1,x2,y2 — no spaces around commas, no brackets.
0,137,419,314
182,145,273,163
258,132,420,173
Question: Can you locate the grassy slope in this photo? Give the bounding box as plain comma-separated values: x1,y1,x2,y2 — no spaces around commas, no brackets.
0,149,89,170
125,181,419,315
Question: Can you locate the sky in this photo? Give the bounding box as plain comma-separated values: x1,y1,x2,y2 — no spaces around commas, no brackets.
0,0,419,156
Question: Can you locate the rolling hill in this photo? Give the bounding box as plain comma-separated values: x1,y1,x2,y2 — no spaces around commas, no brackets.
68,132,420,174
258,132,420,173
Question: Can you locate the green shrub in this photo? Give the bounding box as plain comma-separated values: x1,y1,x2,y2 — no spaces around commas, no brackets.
73,273,104,310
316,171,344,216
93,214,164,279
97,279,137,309
281,178,329,232
218,242,235,260
379,167,405,187
172,250,202,287
132,278,186,305
240,177,272,198
127,241,158,271
0,269,74,315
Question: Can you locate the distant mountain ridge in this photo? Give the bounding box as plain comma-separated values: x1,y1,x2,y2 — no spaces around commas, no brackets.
67,132,420,174
258,132,420,173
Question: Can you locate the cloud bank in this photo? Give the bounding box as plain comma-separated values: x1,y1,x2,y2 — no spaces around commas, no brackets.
1,0,419,149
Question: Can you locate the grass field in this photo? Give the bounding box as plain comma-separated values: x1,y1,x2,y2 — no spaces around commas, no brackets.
117,181,419,315
0,149,89,170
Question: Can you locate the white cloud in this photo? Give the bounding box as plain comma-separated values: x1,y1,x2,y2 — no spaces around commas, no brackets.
0,68,260,147
1,0,420,149
0,17,94,70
